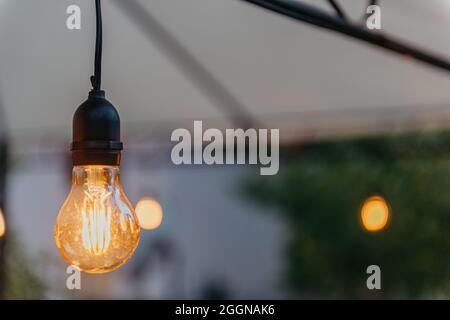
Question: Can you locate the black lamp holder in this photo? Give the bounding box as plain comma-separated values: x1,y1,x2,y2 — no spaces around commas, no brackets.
71,0,123,166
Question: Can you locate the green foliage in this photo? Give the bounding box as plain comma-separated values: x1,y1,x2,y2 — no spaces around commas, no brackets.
5,233,45,299
245,131,450,298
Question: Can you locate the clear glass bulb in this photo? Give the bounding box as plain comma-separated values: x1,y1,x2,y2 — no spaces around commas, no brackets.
54,165,140,274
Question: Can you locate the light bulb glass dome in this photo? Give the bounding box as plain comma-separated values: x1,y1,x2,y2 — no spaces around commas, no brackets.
54,166,140,274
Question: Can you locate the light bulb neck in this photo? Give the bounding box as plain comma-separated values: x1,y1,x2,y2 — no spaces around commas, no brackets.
72,166,120,187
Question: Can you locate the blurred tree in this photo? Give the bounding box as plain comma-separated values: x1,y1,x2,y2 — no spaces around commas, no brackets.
245,131,450,298
5,233,45,299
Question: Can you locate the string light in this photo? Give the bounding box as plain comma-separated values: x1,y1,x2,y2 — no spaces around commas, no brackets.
0,208,5,237
136,197,163,230
360,195,390,232
54,0,140,274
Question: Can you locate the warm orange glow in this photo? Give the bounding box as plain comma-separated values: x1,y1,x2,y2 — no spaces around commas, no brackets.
0,208,5,237
136,197,163,230
81,190,112,255
360,196,390,232
55,166,140,274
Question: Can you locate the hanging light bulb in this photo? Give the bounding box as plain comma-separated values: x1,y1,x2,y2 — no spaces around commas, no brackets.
136,197,164,230
55,164,140,273
0,208,5,237
54,0,139,274
360,195,390,232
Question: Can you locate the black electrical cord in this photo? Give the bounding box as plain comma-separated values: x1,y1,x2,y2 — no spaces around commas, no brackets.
90,0,102,91
326,0,347,21
241,0,450,73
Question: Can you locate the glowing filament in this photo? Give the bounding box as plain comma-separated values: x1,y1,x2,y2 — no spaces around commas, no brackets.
81,190,112,255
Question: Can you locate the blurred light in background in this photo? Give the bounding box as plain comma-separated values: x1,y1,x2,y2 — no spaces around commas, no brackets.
0,208,5,237
136,197,163,230
360,196,390,232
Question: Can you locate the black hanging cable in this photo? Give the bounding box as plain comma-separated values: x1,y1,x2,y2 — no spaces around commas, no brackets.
326,0,347,21
91,0,103,91
241,0,450,73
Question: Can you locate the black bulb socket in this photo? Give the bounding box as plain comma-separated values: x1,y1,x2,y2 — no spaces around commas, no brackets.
71,90,123,166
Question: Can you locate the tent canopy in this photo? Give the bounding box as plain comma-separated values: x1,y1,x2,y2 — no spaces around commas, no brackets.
1,0,450,149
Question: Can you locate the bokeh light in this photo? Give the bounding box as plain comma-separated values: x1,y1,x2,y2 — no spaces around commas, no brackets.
0,208,5,237
360,196,390,232
136,197,163,230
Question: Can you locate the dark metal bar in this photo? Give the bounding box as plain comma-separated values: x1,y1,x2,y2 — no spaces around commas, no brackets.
112,0,258,129
241,0,450,73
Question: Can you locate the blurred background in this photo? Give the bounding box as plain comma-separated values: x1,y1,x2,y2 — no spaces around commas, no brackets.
1,0,450,299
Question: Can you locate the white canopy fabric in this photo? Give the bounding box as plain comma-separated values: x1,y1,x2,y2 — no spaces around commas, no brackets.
1,0,450,149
